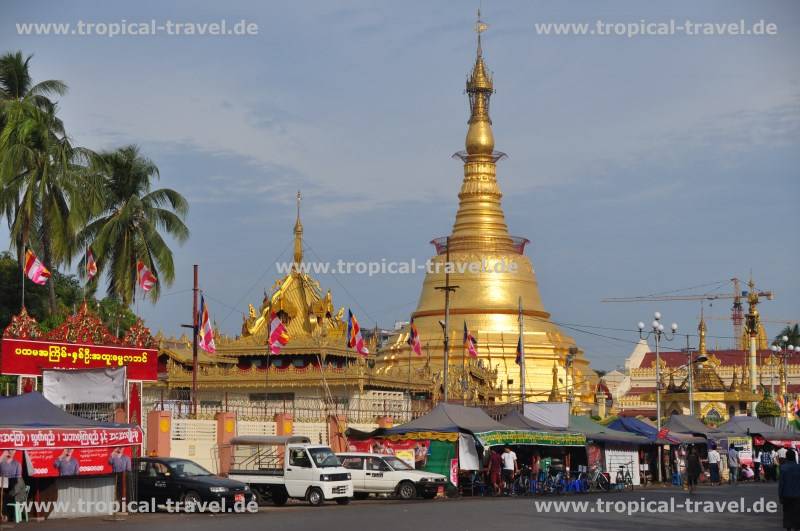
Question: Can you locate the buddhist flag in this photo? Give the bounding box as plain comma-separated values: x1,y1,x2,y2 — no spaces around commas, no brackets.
24,249,50,285
86,248,98,281
269,312,290,354
347,309,369,356
407,318,423,356
515,335,523,365
136,261,157,292
198,295,216,353
463,321,478,358
794,397,800,418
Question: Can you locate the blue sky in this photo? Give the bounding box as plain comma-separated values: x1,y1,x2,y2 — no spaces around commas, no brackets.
2,0,799,370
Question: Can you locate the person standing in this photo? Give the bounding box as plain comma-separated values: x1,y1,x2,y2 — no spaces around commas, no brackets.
487,448,503,496
686,447,702,494
762,445,776,482
779,448,800,531
501,447,517,496
728,445,740,486
754,447,762,482
707,444,721,486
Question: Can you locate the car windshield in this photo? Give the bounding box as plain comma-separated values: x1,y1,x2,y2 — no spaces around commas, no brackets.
308,448,340,468
384,456,414,471
168,460,213,477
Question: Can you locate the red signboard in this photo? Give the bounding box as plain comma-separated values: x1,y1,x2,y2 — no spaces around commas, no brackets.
1,338,157,381
24,446,134,477
0,427,142,449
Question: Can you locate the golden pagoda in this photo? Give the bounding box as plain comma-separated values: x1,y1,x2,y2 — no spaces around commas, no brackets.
152,193,436,420
381,13,597,406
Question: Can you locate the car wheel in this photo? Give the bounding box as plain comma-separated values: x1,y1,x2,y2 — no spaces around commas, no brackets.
307,487,324,506
353,492,369,500
182,491,202,512
272,488,288,506
397,481,416,500
335,498,350,505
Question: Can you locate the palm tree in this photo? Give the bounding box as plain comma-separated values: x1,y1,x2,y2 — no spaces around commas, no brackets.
80,145,189,305
0,51,88,314
774,324,800,348
0,96,91,313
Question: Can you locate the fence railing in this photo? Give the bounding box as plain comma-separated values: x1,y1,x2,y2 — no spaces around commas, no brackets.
143,392,433,424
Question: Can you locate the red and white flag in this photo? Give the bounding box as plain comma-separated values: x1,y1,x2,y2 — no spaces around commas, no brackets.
269,312,290,354
86,248,98,281
136,261,157,292
463,321,478,358
198,295,216,353
347,309,369,356
407,318,423,356
24,249,50,285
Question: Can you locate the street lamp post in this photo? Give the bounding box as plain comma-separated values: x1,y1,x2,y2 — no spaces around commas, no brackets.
566,347,577,412
772,335,795,413
687,346,696,416
638,312,678,483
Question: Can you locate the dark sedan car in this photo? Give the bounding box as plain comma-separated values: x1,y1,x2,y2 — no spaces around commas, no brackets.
135,457,255,512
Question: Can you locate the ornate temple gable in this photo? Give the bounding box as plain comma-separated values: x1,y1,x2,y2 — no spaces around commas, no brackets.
3,307,42,339
3,302,156,348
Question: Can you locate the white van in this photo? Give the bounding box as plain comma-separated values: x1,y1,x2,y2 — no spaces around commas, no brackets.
337,452,447,500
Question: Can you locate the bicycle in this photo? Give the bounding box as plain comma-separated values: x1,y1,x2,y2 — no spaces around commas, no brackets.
615,463,634,492
512,465,533,496
587,466,611,492
542,466,566,495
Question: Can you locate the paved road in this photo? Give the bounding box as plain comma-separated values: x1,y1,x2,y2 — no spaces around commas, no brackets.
31,482,781,531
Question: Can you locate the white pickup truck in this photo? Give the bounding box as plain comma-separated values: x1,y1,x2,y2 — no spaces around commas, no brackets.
220,435,353,506
337,452,447,500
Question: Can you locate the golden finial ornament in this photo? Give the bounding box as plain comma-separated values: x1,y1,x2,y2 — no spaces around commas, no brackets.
293,190,303,266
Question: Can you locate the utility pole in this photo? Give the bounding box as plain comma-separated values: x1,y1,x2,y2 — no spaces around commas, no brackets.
181,265,200,417
435,237,458,403
686,334,695,416
518,297,525,405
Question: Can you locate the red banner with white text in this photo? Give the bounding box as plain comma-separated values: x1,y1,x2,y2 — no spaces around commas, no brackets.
24,446,134,477
0,427,142,450
1,338,157,380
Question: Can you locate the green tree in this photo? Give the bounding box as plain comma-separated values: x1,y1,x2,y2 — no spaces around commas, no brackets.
80,145,189,305
0,52,93,313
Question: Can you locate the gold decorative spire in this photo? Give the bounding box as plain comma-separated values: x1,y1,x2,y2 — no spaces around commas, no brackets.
293,190,303,267
465,9,495,155
698,306,707,356
548,359,561,402
730,366,740,392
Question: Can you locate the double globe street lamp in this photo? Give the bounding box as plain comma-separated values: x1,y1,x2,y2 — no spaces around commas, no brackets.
770,335,795,410
638,312,677,484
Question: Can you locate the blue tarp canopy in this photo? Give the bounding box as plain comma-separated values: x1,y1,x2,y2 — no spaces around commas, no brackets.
608,417,705,444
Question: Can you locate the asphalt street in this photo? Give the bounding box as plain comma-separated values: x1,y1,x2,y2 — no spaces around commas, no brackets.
26,482,782,531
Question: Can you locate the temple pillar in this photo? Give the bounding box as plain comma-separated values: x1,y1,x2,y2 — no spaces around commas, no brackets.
376,415,394,429
327,415,348,452
146,410,171,457
216,411,237,476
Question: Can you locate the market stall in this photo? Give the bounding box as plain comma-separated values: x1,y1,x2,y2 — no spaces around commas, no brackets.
0,392,142,518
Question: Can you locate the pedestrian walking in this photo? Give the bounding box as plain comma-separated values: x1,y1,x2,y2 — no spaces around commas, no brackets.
728,445,740,486
763,445,777,482
487,447,503,496
686,447,702,494
501,447,517,496
707,444,721,486
779,448,800,531
754,447,762,482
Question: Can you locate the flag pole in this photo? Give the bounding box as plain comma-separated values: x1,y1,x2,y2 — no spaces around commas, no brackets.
519,296,526,406
20,251,25,310
191,264,199,417
462,322,467,406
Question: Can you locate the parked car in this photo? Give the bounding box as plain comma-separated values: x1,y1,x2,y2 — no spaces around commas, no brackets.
222,435,353,506
135,457,255,511
336,452,447,500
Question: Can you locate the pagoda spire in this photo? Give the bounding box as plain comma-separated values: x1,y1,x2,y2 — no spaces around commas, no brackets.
293,190,303,267
698,306,708,356
548,359,561,402
448,10,515,253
